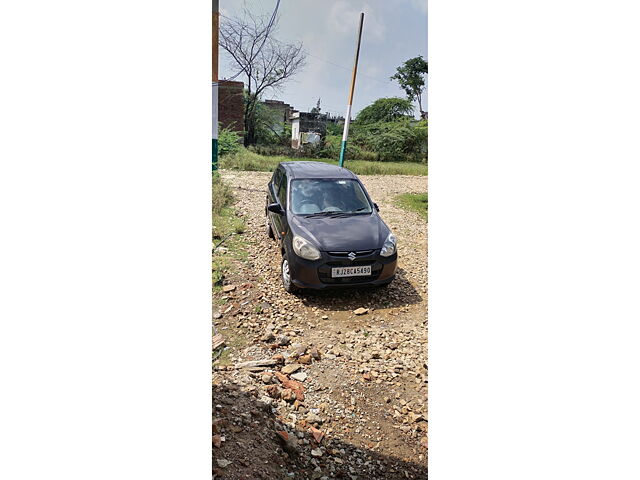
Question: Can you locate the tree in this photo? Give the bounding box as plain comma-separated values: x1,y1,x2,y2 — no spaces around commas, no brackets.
310,98,321,114
355,97,414,124
220,9,306,145
391,56,428,119
250,93,289,146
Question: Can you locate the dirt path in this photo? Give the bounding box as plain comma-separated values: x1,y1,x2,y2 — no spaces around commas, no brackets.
213,170,427,480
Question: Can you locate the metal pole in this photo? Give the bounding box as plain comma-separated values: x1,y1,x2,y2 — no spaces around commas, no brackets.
212,0,219,173
338,12,364,168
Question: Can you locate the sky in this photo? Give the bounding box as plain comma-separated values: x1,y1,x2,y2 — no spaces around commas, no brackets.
219,0,428,118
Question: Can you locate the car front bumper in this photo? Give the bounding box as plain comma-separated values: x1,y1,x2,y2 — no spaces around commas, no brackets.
288,249,398,289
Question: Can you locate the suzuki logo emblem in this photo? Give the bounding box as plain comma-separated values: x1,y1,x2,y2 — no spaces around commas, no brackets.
348,252,356,261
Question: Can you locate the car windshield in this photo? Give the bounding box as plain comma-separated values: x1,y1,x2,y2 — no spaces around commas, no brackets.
290,179,373,216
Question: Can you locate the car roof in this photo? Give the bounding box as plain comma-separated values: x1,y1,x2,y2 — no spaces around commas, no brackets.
279,161,357,180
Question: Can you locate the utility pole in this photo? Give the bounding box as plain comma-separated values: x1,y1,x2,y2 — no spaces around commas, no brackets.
212,0,219,173
338,12,364,168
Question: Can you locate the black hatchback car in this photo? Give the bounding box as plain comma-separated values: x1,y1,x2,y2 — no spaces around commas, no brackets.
265,162,398,292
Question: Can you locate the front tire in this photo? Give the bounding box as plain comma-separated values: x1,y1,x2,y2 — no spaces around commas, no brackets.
281,256,298,293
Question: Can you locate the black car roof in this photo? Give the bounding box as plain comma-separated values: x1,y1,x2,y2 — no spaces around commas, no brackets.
279,161,357,180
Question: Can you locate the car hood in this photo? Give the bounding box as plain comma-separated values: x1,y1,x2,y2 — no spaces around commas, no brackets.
289,213,389,252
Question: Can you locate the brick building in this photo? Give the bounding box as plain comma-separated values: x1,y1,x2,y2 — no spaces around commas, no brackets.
218,80,244,135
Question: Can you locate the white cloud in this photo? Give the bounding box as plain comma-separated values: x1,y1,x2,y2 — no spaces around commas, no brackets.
327,1,386,42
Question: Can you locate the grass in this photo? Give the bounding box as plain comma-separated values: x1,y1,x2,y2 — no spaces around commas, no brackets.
396,192,428,220
213,334,248,367
220,148,428,176
212,175,247,291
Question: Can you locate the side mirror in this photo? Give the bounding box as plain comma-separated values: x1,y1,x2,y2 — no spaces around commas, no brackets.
268,202,285,215
374,203,380,212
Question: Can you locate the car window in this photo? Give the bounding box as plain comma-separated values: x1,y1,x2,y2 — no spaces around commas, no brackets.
272,169,282,194
290,179,372,215
277,172,287,207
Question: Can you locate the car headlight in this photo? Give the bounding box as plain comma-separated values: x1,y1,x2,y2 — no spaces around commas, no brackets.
292,235,321,260
380,233,397,257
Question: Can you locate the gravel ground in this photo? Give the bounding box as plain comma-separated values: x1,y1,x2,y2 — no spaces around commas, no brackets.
213,170,428,480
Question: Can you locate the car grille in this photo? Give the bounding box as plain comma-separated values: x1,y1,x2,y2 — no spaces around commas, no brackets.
328,250,375,257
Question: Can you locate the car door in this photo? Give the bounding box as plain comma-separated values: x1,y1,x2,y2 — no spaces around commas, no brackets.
274,169,289,242
267,168,281,231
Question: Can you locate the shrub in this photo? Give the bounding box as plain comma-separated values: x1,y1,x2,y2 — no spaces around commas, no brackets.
350,119,427,162
218,127,242,156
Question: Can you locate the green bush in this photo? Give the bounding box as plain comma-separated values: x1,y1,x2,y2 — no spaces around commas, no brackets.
350,119,427,162
218,127,242,157
320,135,377,161
326,122,344,136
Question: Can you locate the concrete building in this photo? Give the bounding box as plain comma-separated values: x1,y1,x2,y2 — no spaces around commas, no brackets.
291,112,328,149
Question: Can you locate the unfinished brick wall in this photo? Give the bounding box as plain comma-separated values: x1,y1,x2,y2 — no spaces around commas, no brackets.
218,80,244,135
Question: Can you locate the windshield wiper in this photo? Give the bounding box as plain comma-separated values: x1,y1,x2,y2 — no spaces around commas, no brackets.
304,208,370,218
304,210,342,218
326,208,371,217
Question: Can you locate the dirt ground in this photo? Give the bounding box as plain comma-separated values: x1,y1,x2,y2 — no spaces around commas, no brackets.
213,170,428,480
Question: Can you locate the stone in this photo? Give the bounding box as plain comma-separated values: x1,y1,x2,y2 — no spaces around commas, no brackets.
261,373,274,384
265,385,281,398
222,285,236,293
261,331,275,342
216,459,232,468
291,371,308,382
310,426,325,443
277,335,291,346
235,359,277,369
212,435,222,448
309,347,321,361
306,412,323,425
276,430,299,455
298,354,312,365
353,308,369,315
275,372,305,401
409,412,426,423
311,448,323,457
282,363,302,375
291,343,307,356
281,388,297,403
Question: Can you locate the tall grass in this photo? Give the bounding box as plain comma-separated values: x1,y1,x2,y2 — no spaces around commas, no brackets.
220,148,428,176
396,193,428,220
212,174,234,215
212,175,245,289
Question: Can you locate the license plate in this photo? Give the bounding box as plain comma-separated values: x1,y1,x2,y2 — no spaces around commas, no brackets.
331,265,372,278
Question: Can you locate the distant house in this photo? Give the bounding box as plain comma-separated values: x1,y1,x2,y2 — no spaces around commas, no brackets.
261,100,294,135
218,80,244,135
291,112,328,149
